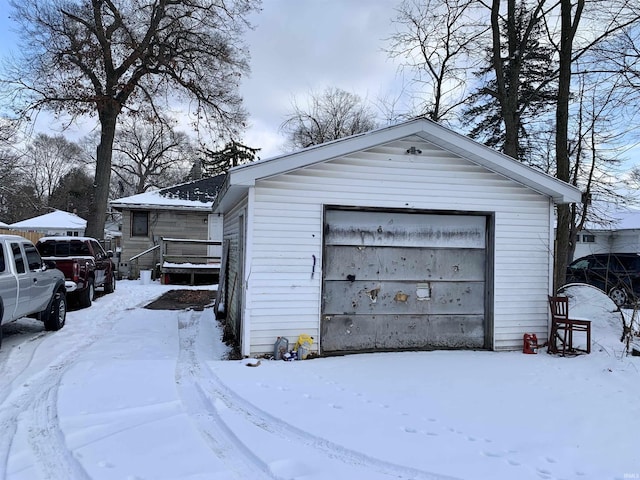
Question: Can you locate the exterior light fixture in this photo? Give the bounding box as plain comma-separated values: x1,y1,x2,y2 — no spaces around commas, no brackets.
406,146,422,154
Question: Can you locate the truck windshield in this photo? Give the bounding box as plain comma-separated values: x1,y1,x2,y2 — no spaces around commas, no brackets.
39,241,91,257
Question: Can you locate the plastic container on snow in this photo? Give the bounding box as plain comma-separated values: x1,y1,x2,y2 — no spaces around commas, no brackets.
273,337,289,360
297,344,310,360
140,270,152,285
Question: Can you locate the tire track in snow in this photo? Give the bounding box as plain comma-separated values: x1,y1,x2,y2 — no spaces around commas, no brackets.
203,372,459,480
0,333,47,405
0,351,91,480
176,309,278,480
186,312,460,480
0,295,139,480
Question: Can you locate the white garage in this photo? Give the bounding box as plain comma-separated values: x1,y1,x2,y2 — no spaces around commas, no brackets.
212,118,582,357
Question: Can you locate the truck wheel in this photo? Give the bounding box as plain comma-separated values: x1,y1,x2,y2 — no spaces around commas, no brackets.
79,279,95,308
104,272,116,294
43,290,67,331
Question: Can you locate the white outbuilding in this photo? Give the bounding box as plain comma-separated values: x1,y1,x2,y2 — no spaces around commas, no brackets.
9,210,86,237
213,118,582,357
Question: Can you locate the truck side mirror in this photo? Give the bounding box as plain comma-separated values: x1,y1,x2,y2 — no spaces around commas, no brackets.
44,260,57,270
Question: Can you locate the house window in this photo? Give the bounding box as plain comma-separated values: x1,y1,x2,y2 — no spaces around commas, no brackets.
582,234,595,243
131,211,149,237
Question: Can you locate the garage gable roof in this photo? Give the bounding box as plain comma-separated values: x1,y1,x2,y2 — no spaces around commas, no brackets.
214,118,582,211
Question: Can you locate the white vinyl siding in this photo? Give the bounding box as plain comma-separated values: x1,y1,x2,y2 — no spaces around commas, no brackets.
242,141,553,355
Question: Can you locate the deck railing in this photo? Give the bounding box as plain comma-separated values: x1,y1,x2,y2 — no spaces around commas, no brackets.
160,237,222,285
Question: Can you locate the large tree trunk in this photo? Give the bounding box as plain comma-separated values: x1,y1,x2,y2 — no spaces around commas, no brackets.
490,0,521,160
553,0,583,292
85,103,119,239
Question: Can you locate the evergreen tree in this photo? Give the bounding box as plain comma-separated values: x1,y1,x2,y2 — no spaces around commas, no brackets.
200,141,260,177
49,168,94,220
463,1,557,162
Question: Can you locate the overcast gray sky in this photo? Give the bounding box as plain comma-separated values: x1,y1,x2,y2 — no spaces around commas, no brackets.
0,0,406,159
241,1,405,158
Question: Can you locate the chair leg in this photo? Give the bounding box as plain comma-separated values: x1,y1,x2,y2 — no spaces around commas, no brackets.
561,325,569,355
548,321,559,354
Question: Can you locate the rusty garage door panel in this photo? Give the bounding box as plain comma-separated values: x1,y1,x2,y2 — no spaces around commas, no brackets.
321,314,485,351
321,209,488,354
323,280,485,315
325,210,486,248
324,246,485,282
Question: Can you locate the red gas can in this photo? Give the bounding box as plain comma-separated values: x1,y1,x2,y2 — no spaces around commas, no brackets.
523,333,538,354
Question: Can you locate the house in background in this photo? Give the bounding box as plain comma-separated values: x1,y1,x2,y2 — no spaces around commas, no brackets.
110,175,226,280
574,210,640,259
9,210,86,236
213,118,582,358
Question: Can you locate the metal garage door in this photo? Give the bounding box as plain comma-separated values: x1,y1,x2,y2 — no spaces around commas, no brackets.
321,209,488,353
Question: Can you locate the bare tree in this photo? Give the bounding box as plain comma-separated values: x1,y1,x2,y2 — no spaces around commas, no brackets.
0,117,28,222
280,87,378,151
0,116,20,147
20,133,85,209
567,70,634,255
386,0,486,123
549,0,640,289
1,0,259,238
111,116,193,196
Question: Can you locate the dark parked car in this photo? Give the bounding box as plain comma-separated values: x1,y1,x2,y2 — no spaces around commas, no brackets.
566,253,640,306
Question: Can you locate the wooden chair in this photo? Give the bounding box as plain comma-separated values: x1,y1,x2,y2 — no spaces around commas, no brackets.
547,295,591,355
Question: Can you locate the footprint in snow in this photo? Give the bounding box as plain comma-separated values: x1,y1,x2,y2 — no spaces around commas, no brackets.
482,450,504,458
535,467,552,479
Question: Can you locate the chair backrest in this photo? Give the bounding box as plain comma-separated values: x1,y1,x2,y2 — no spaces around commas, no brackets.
548,295,569,321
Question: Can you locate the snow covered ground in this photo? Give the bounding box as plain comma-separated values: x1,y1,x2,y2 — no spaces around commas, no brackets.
0,280,639,480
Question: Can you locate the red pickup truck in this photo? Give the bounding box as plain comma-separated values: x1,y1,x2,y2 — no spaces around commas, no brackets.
36,236,116,308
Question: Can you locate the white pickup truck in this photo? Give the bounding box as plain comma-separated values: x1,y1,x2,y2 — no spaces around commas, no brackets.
0,234,67,348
